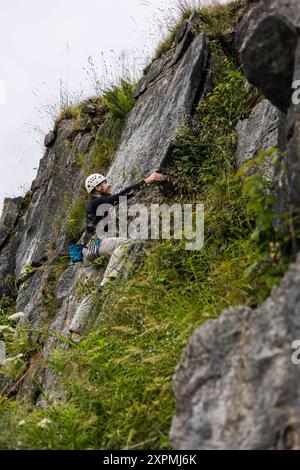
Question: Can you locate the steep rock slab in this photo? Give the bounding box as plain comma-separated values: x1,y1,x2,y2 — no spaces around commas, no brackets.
106,30,209,191
170,254,300,450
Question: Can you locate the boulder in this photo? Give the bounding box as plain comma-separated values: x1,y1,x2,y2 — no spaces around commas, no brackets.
236,99,280,181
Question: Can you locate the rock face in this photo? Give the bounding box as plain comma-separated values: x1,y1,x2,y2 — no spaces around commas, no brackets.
170,253,300,450
2,0,300,449
169,0,300,450
236,99,287,188
107,15,210,190
0,197,24,295
0,197,23,248
237,0,300,113
236,0,300,216
236,99,280,181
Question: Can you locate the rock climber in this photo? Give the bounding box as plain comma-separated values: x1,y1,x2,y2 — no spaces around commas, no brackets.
69,171,167,341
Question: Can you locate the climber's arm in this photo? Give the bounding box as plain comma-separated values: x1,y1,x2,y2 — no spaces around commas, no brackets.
92,173,167,207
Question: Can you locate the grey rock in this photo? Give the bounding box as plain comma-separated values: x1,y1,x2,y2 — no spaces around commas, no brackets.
77,133,94,154
218,28,235,55
264,0,300,28
134,58,165,98
134,13,205,99
107,31,210,191
236,99,280,181
170,252,300,450
237,0,300,220
238,2,298,112
13,120,89,280
169,13,201,68
0,196,23,248
55,265,79,307
285,39,300,212
234,1,264,58
44,131,56,148
174,22,188,45
80,118,92,133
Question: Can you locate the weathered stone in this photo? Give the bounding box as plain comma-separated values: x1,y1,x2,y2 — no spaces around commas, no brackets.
169,13,201,68
134,58,165,98
107,31,210,191
77,133,94,154
0,196,23,248
217,29,235,55
82,102,98,116
174,22,188,45
44,131,56,148
55,265,79,307
170,252,300,450
134,13,206,99
236,99,280,181
285,40,300,212
13,120,88,281
234,1,264,58
0,231,22,296
264,0,300,28
80,118,92,133
238,3,298,112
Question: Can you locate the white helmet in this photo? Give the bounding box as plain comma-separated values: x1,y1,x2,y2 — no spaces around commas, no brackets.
85,174,106,193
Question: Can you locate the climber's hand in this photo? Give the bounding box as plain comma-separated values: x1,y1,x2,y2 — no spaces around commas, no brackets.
144,172,167,185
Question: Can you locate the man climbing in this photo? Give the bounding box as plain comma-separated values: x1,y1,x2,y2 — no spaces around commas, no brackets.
69,171,166,341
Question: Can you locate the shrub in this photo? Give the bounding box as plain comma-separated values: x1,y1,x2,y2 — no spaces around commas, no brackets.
103,79,136,121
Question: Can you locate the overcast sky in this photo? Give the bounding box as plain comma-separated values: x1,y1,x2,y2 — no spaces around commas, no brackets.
0,0,173,215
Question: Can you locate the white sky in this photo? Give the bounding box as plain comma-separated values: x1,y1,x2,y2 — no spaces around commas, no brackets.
0,0,226,215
